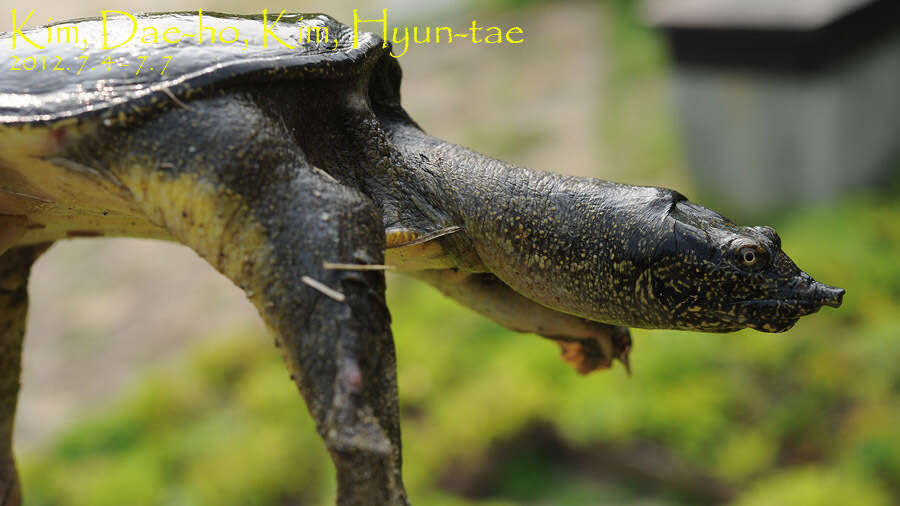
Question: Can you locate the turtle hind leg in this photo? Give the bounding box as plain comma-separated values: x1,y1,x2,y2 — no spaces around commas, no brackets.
0,244,50,506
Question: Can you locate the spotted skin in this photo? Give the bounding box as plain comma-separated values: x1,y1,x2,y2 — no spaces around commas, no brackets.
0,12,843,506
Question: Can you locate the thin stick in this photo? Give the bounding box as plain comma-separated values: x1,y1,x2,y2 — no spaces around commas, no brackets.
301,275,346,302
160,87,194,111
386,226,462,249
322,262,395,271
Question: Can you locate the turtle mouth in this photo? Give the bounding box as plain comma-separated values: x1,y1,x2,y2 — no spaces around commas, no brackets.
716,283,845,333
730,298,823,317
746,317,801,333
714,304,803,333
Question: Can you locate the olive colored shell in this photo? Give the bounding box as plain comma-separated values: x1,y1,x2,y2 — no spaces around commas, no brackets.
0,12,384,125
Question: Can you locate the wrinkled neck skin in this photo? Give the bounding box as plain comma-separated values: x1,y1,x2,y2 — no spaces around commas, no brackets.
378,118,675,329
312,56,842,334
375,115,847,334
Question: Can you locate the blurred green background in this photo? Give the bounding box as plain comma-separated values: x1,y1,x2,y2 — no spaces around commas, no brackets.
9,0,900,505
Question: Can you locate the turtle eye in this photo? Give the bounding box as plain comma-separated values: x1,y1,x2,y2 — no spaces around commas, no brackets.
736,244,765,270
742,248,756,264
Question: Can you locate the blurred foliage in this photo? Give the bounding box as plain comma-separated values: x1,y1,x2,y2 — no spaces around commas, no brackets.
600,0,688,190
21,193,900,505
18,1,900,505
478,0,688,189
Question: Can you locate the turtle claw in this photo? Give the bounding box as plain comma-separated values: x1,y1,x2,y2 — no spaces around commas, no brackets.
612,327,633,376
617,352,632,376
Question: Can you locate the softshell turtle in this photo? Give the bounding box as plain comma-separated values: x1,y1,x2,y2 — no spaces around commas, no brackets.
0,12,844,505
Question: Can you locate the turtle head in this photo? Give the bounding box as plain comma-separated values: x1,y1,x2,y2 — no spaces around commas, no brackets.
644,197,844,333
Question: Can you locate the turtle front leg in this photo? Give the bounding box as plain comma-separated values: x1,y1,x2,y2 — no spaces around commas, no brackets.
413,270,632,374
0,244,50,506
124,168,406,503
108,122,408,503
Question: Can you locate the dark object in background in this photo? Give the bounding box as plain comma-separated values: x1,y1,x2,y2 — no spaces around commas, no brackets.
647,0,900,216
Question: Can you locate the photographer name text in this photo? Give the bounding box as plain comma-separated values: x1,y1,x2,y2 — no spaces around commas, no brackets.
8,8,526,58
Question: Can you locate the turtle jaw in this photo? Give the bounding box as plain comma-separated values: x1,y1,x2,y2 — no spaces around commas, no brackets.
716,276,845,333
710,304,802,333
746,316,801,333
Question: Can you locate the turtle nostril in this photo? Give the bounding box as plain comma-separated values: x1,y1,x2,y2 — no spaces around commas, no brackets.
831,288,845,308
816,285,845,308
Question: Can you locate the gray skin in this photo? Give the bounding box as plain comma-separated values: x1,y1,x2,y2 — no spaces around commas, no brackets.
0,12,843,506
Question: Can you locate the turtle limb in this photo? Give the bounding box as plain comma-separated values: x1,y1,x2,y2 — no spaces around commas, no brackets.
119,168,407,504
103,105,407,505
412,270,631,374
0,217,27,258
0,244,50,506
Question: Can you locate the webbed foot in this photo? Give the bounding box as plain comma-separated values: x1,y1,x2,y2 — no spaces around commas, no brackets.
555,324,632,375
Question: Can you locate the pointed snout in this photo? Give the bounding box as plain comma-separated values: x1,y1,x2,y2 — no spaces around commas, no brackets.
788,273,845,310
813,282,845,308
